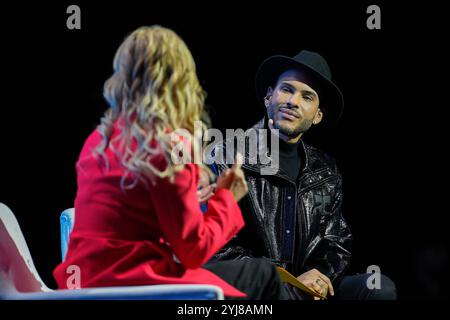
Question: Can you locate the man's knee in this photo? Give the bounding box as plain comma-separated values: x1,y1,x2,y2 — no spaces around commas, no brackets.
338,273,397,300
239,258,286,299
244,258,277,279
367,274,397,300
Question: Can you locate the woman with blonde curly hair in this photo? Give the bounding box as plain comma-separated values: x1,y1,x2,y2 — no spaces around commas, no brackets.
53,26,287,299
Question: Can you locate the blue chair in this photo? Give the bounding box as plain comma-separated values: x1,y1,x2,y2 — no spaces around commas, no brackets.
60,208,74,261
0,202,223,300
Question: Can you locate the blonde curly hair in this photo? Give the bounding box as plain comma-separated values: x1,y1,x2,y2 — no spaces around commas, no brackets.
95,25,210,187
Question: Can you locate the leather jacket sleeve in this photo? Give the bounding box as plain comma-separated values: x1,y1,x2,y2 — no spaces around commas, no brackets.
301,177,352,285
208,196,263,262
209,232,283,267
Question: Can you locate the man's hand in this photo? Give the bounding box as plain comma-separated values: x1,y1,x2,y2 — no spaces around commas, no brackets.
297,268,334,299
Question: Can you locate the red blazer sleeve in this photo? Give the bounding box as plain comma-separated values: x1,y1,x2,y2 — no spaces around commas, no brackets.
149,163,245,269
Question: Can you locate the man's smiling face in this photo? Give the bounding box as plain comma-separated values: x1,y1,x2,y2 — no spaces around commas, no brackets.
265,69,323,140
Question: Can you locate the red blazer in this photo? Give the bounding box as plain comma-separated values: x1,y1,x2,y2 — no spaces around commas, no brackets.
53,124,246,297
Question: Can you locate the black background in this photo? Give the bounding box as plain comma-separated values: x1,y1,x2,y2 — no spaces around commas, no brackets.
0,1,447,300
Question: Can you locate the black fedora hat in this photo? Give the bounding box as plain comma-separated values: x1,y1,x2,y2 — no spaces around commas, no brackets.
255,50,344,128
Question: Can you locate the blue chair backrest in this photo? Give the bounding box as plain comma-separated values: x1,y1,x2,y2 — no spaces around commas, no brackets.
60,208,75,261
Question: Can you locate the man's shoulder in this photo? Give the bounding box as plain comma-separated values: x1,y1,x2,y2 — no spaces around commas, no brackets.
302,142,340,175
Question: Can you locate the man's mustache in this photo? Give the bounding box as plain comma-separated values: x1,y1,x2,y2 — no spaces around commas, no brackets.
277,105,301,119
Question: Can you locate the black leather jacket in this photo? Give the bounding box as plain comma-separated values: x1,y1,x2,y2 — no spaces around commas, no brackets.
209,118,352,285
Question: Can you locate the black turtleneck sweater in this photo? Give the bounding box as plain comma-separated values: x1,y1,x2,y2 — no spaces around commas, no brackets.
277,138,302,183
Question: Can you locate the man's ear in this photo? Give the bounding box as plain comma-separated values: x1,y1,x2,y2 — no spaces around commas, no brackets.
264,87,273,108
313,108,323,125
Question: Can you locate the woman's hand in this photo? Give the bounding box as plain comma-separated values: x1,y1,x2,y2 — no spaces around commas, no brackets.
216,153,248,202
197,183,216,203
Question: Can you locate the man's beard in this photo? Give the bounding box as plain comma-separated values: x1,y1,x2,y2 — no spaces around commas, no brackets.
268,106,314,138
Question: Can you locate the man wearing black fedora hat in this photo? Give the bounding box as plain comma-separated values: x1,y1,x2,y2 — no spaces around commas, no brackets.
209,50,397,300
